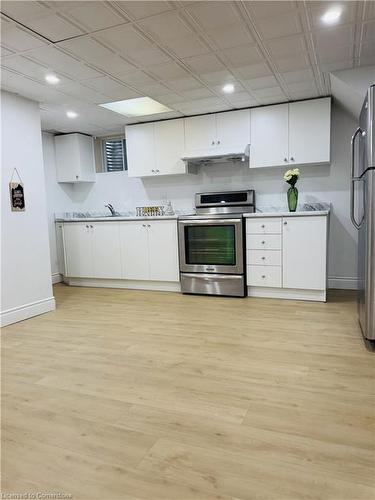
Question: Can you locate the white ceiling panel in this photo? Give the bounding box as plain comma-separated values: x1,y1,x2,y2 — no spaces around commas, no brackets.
114,1,173,20
221,44,263,67
27,46,102,80
24,13,84,42
0,1,372,135
186,1,241,30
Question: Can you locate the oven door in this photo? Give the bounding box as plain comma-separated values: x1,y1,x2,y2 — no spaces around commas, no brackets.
178,218,244,274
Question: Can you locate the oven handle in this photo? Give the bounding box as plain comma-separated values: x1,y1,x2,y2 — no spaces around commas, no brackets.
178,218,242,225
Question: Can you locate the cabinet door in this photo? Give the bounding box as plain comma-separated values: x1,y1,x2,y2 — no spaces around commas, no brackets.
282,216,327,290
250,104,289,168
184,114,216,156
91,223,122,279
55,223,66,276
126,123,156,177
120,222,149,280
63,223,93,278
155,119,186,175
148,221,179,282
216,109,250,154
55,134,80,182
288,98,331,165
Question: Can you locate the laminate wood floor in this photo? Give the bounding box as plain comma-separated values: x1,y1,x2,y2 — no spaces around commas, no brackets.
2,285,374,500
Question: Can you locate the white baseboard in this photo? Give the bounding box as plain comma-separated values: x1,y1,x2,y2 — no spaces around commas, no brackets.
328,277,358,290
66,278,181,293
0,297,56,327
247,286,326,302
52,272,63,284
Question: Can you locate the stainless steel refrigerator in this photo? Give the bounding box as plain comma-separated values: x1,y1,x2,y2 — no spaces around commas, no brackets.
351,85,375,341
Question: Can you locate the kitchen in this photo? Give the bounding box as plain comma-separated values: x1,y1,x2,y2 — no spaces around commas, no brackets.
1,1,374,499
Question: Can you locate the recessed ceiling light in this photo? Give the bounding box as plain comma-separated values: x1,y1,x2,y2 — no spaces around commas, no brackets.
45,74,60,85
99,97,172,117
222,83,235,93
321,6,342,24
66,110,78,119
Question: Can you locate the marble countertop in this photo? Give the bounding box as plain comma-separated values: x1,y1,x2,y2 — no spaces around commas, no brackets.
56,215,179,222
244,209,330,218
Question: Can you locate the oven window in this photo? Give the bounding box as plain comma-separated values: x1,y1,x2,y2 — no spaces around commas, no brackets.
185,225,236,265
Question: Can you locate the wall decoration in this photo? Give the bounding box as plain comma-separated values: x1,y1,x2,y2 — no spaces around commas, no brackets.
9,168,25,212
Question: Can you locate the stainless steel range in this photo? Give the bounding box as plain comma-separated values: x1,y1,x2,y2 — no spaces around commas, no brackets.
178,190,255,297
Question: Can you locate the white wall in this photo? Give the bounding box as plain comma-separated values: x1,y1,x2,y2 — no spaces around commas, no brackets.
1,92,55,326
43,101,358,289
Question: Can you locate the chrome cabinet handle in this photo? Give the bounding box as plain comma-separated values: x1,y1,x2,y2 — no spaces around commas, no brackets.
283,221,287,225
151,169,155,173
290,157,294,161
76,175,79,179
90,225,93,228
211,140,215,145
85,225,89,228
284,158,288,162
142,224,146,227
261,256,265,260
147,224,151,227
261,241,265,244
262,275,266,278
350,127,365,230
217,140,220,145
261,224,265,228
156,169,160,173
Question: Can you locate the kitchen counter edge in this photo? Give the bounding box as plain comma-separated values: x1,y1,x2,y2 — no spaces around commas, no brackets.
55,215,179,222
244,210,330,218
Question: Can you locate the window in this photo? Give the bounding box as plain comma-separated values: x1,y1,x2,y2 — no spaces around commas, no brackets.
102,137,127,172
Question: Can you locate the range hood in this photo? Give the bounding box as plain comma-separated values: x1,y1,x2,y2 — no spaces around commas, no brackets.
182,145,250,167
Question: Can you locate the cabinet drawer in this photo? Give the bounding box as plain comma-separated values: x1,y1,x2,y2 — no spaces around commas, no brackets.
246,218,282,234
247,265,282,287
247,250,282,266
246,234,282,250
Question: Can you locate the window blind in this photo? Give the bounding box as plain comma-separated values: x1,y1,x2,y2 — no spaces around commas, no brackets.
103,138,127,172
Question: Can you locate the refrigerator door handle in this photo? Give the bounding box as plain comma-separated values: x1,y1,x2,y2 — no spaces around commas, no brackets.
350,127,365,230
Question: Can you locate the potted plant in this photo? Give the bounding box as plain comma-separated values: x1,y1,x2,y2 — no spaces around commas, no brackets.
284,168,300,212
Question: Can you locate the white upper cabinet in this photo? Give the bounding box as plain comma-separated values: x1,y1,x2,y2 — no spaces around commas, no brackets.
155,119,186,176
126,119,188,178
282,216,327,290
184,110,250,157
288,98,331,165
184,114,217,157
126,123,155,178
250,104,289,168
55,133,96,183
250,97,331,168
215,109,251,155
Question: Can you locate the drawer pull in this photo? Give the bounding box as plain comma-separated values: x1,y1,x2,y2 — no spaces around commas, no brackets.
261,224,265,228
261,256,265,260
261,241,265,244
262,275,266,278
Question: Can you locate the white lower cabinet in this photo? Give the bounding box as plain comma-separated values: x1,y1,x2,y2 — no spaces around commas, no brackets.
246,215,328,301
62,220,179,285
282,216,327,290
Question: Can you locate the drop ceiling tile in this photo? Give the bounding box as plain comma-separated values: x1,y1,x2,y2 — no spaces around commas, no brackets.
66,3,126,31
200,70,236,85
24,13,84,42
28,46,102,80
2,55,67,84
58,81,110,103
289,90,319,100
317,45,353,64
314,25,355,53
282,68,314,83
206,23,253,50
167,76,202,92
115,1,173,20
157,93,185,105
1,46,15,57
116,70,157,86
1,21,48,51
1,1,50,22
147,61,190,80
275,53,311,72
319,60,353,73
180,87,214,100
267,35,307,58
168,35,210,58
246,1,297,20
139,11,192,42
252,86,285,98
211,81,244,94
221,91,253,104
233,98,259,109
186,1,241,30
183,53,225,73
84,75,140,100
257,95,288,105
96,24,152,53
0,71,66,104
221,44,263,67
362,21,375,42
257,12,303,40
286,80,317,93
232,63,272,79
244,75,278,90
129,46,171,66
359,43,375,62
134,82,172,97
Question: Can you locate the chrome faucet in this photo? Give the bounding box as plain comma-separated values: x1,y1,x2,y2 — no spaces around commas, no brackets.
105,203,117,216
